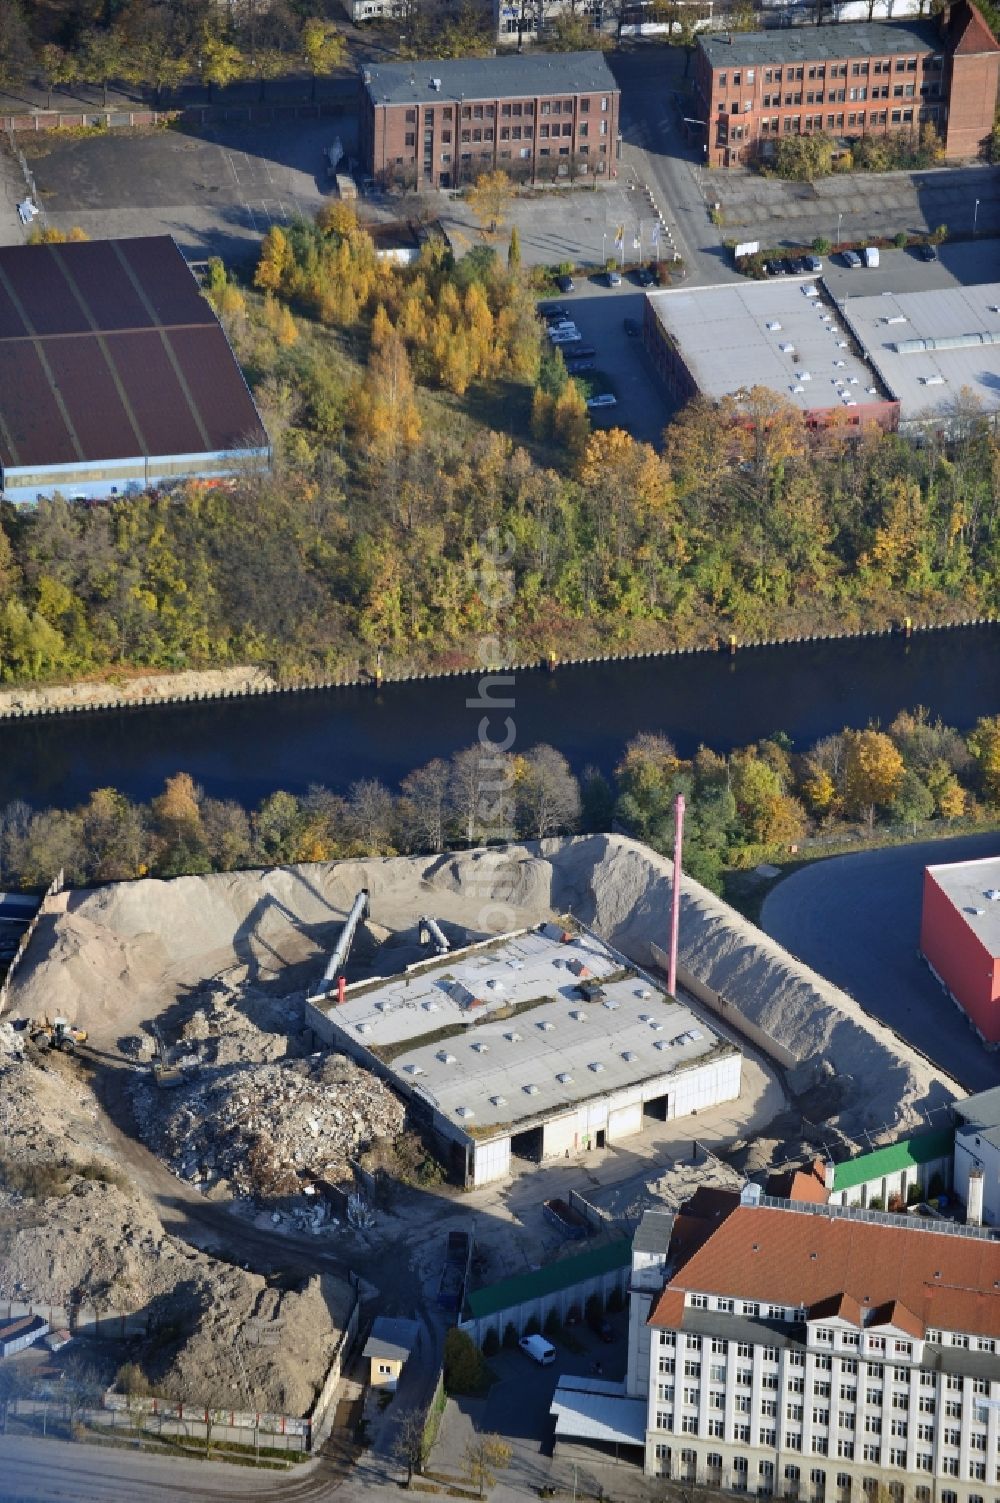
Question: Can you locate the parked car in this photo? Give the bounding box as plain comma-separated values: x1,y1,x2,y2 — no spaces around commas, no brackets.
862,246,880,268
586,392,618,409
604,270,622,287
562,345,596,360
842,250,863,269
805,255,822,273
634,267,655,287
519,1335,556,1365
789,257,809,275
549,329,582,345
918,242,938,261
623,317,640,337
780,259,798,275
547,319,577,333
564,357,596,372
764,260,783,277
555,274,575,293
539,304,568,321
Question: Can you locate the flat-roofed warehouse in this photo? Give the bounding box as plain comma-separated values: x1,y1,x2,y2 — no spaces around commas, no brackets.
835,281,1000,429
644,278,899,432
0,235,269,504
306,924,742,1186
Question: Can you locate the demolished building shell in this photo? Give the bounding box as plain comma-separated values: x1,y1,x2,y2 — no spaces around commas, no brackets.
306,923,742,1186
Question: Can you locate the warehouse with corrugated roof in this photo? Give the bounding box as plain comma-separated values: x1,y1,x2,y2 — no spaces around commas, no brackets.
0,235,269,504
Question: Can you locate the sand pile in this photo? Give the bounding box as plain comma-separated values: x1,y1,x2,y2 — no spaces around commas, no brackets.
9,836,963,1154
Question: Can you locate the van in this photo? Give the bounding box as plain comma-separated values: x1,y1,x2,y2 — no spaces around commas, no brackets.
519,1334,556,1366
862,246,880,268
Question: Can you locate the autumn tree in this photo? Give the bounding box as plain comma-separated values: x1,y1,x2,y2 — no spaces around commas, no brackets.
513,745,581,839
969,716,1000,806
151,772,209,874
467,171,514,237
843,729,905,831
507,224,521,271
301,19,346,101
351,334,422,462
464,1433,512,1498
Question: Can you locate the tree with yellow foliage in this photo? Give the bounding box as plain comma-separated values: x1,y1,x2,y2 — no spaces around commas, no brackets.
843,729,905,831
552,381,589,462
255,225,293,294
27,225,88,244
351,333,422,462
969,716,1000,807
467,170,514,237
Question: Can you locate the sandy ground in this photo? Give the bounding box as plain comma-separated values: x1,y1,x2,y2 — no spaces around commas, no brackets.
0,666,277,717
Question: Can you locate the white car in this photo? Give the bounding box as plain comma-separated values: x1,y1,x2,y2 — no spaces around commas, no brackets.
519,1334,556,1365
587,392,618,409
549,328,582,345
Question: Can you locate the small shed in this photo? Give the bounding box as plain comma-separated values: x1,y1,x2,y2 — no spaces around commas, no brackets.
363,1316,421,1391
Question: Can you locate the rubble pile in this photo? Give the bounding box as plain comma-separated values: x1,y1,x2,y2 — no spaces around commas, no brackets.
175,975,311,1068
144,1053,406,1198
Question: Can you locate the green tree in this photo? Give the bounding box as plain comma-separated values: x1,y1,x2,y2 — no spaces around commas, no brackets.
892,768,934,835
774,132,835,182
507,224,521,272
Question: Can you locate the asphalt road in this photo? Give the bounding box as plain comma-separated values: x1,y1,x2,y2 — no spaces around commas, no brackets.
759,833,1000,1095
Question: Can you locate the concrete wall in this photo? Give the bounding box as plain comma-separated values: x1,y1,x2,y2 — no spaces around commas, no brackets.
954,1129,1000,1226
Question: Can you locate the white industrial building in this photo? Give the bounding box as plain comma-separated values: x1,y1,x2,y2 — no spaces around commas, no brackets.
953,1086,1000,1230
835,282,1000,431
305,923,741,1187
554,1186,1000,1499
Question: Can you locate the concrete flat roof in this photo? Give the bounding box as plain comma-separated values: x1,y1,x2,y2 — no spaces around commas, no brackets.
647,280,883,416
927,856,1000,959
835,282,1000,424
316,926,732,1136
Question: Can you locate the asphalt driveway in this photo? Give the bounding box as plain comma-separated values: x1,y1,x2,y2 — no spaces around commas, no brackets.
760,833,1000,1094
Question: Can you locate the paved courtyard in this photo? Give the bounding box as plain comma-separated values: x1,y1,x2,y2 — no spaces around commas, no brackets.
23,119,354,263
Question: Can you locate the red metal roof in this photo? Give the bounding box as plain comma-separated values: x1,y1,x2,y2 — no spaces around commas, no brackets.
0,236,265,470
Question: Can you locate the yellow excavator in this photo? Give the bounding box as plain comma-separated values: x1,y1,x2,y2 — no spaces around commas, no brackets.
29,1016,88,1053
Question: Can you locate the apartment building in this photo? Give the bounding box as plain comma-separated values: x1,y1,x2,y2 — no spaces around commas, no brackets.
636,1186,1000,1502
694,0,999,166
359,52,620,189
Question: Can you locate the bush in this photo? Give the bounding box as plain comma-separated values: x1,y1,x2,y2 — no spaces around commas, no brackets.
867,1196,884,1211
773,132,835,182
543,1308,562,1338
812,236,832,255
444,1328,489,1396
524,1314,542,1336
481,1327,500,1358
502,1322,519,1350
893,232,908,249
906,1182,922,1206
585,1293,604,1331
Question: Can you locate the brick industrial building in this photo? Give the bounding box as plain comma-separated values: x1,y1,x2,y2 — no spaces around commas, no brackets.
920,856,1000,1044
695,1,1000,167
360,52,620,189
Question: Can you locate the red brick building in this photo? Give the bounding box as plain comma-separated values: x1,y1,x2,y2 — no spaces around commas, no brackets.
694,1,999,168
920,857,1000,1044
360,52,620,189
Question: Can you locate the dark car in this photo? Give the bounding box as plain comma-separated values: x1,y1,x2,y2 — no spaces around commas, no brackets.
540,304,568,321
764,260,783,277
556,274,575,294
563,345,596,360
564,357,596,372
789,257,809,275
623,317,640,337
634,267,655,287
605,269,622,288
918,242,938,261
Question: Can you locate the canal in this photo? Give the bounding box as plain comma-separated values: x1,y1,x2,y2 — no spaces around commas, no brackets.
1,626,998,809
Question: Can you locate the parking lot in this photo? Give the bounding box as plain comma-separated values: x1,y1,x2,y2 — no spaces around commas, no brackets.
433,1315,631,1492
23,119,351,262
541,277,676,446
441,183,664,272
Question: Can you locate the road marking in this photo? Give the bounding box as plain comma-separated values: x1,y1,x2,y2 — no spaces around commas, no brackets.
245,200,258,231
226,152,242,186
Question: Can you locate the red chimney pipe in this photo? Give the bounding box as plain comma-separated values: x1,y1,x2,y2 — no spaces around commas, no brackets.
668,793,685,998
337,974,346,1006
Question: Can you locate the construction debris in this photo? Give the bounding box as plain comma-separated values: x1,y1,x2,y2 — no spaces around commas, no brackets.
136,1050,405,1200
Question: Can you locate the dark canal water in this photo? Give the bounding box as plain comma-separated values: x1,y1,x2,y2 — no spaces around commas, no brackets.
1,626,998,809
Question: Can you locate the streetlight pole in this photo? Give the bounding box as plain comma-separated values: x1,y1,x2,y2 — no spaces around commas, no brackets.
973,198,980,236
836,210,843,250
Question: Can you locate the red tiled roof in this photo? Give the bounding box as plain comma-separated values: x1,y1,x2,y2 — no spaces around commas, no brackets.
767,1161,830,1205
649,1198,1000,1339
808,1292,862,1325
947,0,1000,53
868,1299,925,1339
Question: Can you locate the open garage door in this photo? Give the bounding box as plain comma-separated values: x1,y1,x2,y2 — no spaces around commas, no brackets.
643,1092,670,1122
